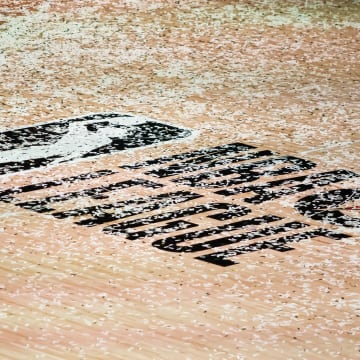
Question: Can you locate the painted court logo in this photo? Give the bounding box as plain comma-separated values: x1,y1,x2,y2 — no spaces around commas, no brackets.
0,114,359,267
0,113,192,175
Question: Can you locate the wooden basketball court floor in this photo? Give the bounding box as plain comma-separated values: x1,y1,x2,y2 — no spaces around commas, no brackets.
0,1,359,359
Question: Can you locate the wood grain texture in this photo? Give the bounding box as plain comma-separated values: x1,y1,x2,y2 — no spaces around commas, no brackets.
0,1,359,359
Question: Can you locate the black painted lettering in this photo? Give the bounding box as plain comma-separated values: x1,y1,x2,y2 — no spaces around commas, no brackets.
196,228,350,266
125,220,198,240
0,169,117,203
152,215,284,252
216,170,359,204
103,203,251,239
52,190,202,226
121,142,255,170
174,156,316,188
295,188,360,228
15,178,162,213
145,150,273,178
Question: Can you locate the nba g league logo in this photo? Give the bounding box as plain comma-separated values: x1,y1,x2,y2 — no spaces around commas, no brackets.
0,113,359,267
0,113,192,174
